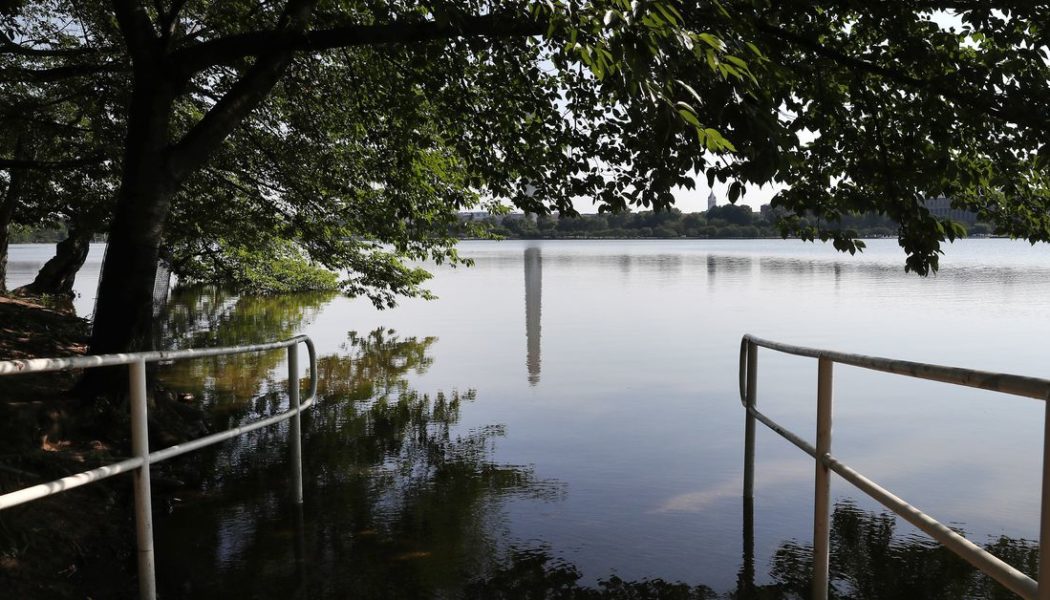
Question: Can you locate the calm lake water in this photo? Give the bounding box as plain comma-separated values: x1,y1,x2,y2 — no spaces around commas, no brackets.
8,239,1050,598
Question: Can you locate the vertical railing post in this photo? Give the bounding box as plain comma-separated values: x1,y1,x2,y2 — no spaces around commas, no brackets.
1038,397,1050,600
738,493,756,597
812,356,833,600
129,359,157,600
743,340,758,499
288,344,304,505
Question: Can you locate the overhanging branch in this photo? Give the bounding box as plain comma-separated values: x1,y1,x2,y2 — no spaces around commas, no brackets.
0,155,105,171
0,35,116,58
172,14,545,77
167,0,317,179
0,62,126,82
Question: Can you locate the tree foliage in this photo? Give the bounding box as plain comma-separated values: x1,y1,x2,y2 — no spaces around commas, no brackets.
696,2,1050,274
1,1,1048,353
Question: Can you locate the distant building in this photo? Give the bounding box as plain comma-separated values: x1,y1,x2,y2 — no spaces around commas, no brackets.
707,191,717,211
924,196,977,225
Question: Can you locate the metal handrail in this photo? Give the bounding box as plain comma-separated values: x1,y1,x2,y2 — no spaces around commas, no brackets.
0,335,317,600
738,334,1050,600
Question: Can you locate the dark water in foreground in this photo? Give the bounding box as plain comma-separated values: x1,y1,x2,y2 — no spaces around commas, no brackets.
8,239,1050,598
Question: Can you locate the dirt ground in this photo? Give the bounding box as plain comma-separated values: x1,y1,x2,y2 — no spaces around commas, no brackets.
0,294,137,599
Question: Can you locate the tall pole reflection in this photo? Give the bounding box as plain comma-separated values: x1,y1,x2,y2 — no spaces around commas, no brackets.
525,247,542,386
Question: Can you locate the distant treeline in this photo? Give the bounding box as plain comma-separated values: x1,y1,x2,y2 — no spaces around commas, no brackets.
457,207,994,239
13,208,994,245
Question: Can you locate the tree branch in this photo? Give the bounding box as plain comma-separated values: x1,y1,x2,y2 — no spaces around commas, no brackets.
167,0,317,180
157,0,189,46
0,34,115,57
0,155,105,171
754,18,1050,137
172,13,544,77
0,62,126,82
111,0,160,66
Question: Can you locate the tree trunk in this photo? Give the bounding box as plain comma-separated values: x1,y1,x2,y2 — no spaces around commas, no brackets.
77,76,177,398
88,2,307,358
0,134,29,293
89,183,173,356
0,183,15,294
15,227,91,296
88,87,177,356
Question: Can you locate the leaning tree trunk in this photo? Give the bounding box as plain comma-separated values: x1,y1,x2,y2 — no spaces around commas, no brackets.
15,227,92,296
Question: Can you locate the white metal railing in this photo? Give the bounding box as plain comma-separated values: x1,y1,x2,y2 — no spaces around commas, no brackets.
738,334,1050,600
0,335,317,600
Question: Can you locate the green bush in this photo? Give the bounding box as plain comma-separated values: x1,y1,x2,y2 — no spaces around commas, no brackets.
175,241,340,294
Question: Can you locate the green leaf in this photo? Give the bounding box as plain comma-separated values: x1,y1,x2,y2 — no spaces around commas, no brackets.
677,108,701,128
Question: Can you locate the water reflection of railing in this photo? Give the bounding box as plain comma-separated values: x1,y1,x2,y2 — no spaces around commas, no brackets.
0,336,317,600
738,334,1050,600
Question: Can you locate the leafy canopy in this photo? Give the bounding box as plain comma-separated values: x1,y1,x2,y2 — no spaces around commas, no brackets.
3,0,1049,300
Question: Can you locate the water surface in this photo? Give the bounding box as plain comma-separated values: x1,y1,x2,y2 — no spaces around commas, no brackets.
7,239,1050,597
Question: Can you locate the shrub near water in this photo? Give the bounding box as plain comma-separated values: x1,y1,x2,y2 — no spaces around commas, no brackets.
239,252,339,294
175,243,339,295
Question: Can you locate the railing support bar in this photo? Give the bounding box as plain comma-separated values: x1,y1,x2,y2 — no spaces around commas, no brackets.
1039,398,1050,600
812,357,833,600
743,341,757,499
738,334,1043,600
288,344,304,505
129,359,157,600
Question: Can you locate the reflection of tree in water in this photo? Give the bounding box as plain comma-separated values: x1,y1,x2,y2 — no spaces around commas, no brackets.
154,317,564,599
737,500,1038,600
155,286,334,424
464,547,719,599
316,328,435,403
153,289,1041,599
158,285,334,349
